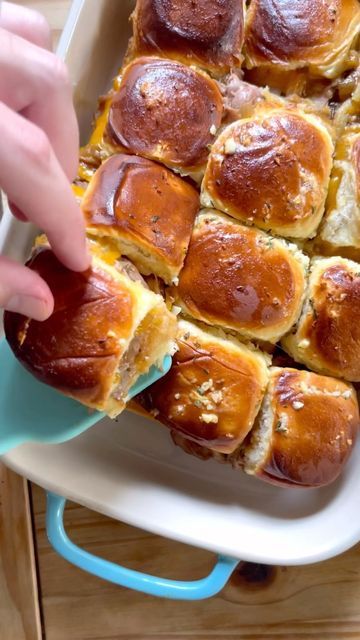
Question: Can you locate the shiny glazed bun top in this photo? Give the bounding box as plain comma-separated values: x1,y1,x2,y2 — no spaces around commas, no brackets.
4,246,135,407
130,0,245,76
282,257,360,382
174,210,309,343
4,243,177,416
81,154,199,283
243,367,359,488
202,107,334,239
139,320,269,453
106,57,223,176
244,0,360,79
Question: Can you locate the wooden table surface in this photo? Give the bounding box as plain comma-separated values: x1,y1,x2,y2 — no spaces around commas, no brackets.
1,2,360,639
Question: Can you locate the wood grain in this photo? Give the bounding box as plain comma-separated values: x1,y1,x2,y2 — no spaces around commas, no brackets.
31,484,360,640
0,466,41,640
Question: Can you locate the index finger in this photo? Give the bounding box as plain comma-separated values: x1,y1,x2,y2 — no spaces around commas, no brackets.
0,2,52,50
0,102,90,272
0,28,79,181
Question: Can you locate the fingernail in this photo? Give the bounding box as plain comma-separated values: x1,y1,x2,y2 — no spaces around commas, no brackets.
6,295,51,321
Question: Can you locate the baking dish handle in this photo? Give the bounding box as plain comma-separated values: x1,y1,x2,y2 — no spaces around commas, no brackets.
46,492,239,600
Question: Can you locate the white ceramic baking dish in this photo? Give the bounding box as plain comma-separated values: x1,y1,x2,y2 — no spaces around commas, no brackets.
1,0,360,600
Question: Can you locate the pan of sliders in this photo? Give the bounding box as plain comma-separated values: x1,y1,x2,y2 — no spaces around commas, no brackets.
1,0,360,600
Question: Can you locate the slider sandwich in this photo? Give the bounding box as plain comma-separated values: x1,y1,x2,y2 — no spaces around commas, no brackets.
4,238,177,417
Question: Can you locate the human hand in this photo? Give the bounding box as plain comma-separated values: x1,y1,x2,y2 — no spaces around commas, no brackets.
0,1,90,321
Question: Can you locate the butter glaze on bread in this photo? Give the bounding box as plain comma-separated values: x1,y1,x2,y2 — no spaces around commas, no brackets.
139,320,269,453
244,0,360,80
82,154,199,284
241,367,359,488
174,210,309,343
282,257,360,381
201,107,334,239
105,57,223,178
4,243,176,418
129,0,245,76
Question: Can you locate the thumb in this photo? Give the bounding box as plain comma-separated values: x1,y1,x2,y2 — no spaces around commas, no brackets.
0,255,53,320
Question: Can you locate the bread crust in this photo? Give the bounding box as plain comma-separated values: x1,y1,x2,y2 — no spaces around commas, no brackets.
174,210,309,343
105,57,223,177
82,154,199,283
201,107,334,239
243,367,359,488
244,0,360,80
4,244,177,416
283,257,360,382
129,0,245,76
139,320,269,453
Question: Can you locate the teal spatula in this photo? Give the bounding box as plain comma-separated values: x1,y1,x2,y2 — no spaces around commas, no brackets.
0,339,171,455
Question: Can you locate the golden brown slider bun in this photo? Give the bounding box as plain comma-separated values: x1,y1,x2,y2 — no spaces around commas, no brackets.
282,257,360,382
244,0,360,82
105,57,223,179
173,210,309,343
129,0,245,77
316,125,360,259
241,367,359,488
138,320,270,454
4,242,177,418
81,154,199,284
201,107,334,239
